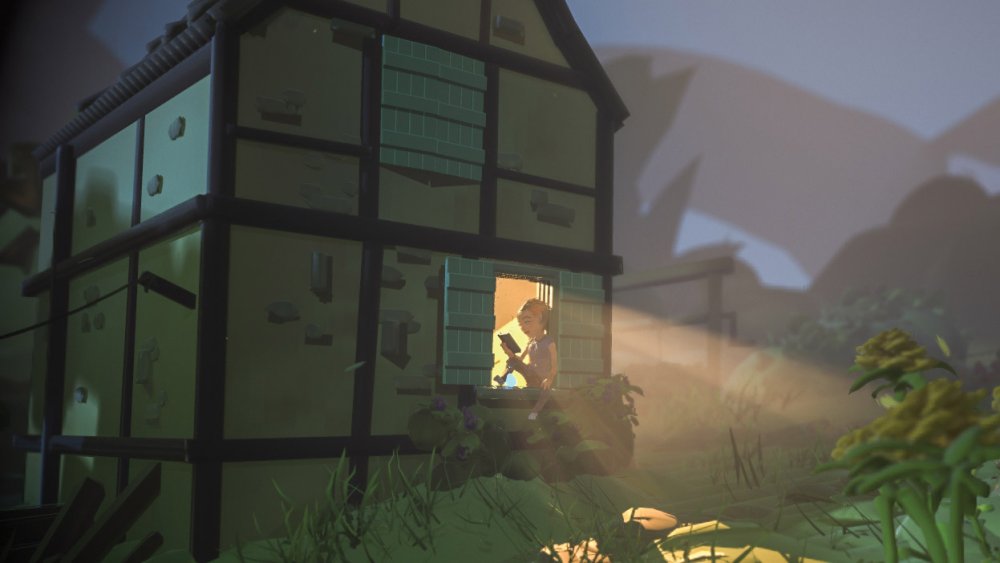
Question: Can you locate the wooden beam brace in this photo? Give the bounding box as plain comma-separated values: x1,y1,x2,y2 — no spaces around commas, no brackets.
29,478,105,563
62,463,161,562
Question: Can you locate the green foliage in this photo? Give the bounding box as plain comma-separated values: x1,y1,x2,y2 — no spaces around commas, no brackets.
847,327,955,403
577,372,644,433
775,286,965,368
406,397,511,489
524,374,644,481
237,450,450,563
819,328,1000,562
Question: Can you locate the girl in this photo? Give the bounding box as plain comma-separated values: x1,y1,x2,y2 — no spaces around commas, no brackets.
500,298,557,420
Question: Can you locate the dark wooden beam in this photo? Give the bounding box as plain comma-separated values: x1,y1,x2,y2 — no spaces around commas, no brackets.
28,478,105,563
480,63,499,238
190,18,237,562
207,195,623,276
43,436,188,461
39,145,74,505
496,169,597,198
479,0,491,44
36,45,211,173
21,196,208,297
288,0,588,91
118,117,145,495
233,125,368,158
612,256,734,292
595,112,614,255
121,531,164,563
349,241,383,499
15,434,425,462
62,463,161,562
359,32,382,219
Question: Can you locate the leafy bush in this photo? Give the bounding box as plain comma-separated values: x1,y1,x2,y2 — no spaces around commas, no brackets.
819,328,1000,563
526,374,644,480
406,398,511,488
776,287,966,369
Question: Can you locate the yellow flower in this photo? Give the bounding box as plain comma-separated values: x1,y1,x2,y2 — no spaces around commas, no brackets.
831,379,1000,465
855,329,934,374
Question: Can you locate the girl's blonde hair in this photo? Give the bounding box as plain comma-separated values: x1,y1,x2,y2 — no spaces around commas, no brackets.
518,298,551,328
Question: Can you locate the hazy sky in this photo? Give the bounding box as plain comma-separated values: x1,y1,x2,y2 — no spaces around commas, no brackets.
564,1,1000,288
565,0,1000,140
93,0,1000,140
86,0,1000,289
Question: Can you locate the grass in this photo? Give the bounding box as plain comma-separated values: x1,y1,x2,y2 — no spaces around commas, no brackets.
197,427,905,563
164,358,1000,562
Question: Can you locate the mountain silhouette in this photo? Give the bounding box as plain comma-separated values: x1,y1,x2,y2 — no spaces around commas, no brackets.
601,45,941,280
0,0,124,154
601,45,1000,359
811,175,1000,347
930,96,1000,165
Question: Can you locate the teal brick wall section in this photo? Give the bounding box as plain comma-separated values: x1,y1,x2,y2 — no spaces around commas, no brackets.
557,271,606,387
381,36,486,182
442,257,495,386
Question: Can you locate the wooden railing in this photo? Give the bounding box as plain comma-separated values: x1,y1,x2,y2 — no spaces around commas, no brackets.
613,256,736,382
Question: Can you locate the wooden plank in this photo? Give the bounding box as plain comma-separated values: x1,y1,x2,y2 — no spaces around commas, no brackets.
613,256,734,291
1,513,59,551
62,463,161,562
122,531,164,563
29,478,105,563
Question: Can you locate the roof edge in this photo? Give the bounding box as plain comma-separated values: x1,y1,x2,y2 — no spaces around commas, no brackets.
535,0,629,129
32,0,262,161
35,0,628,162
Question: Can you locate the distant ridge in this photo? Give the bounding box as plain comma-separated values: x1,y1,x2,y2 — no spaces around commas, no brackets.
599,45,941,280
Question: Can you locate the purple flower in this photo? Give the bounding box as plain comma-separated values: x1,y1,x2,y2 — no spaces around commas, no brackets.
461,406,479,430
431,396,446,411
456,445,469,460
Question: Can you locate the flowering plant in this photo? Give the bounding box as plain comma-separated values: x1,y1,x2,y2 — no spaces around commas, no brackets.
819,329,1000,563
848,327,955,403
525,373,644,479
578,373,643,432
408,396,502,461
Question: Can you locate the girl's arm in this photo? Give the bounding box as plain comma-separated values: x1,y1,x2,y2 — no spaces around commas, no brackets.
500,341,529,361
542,343,558,389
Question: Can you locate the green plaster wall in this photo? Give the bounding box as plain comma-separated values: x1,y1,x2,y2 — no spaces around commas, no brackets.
219,458,341,550
378,165,479,233
489,0,569,67
131,228,200,438
141,75,210,221
235,140,359,215
495,179,595,252
26,292,48,436
63,258,128,437
400,0,481,40
371,247,447,435
224,227,361,439
126,460,192,553
37,173,56,271
72,123,136,255
238,7,363,144
498,69,596,188
59,455,117,514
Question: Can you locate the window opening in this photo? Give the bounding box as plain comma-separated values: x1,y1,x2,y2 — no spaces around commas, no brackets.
492,273,553,389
